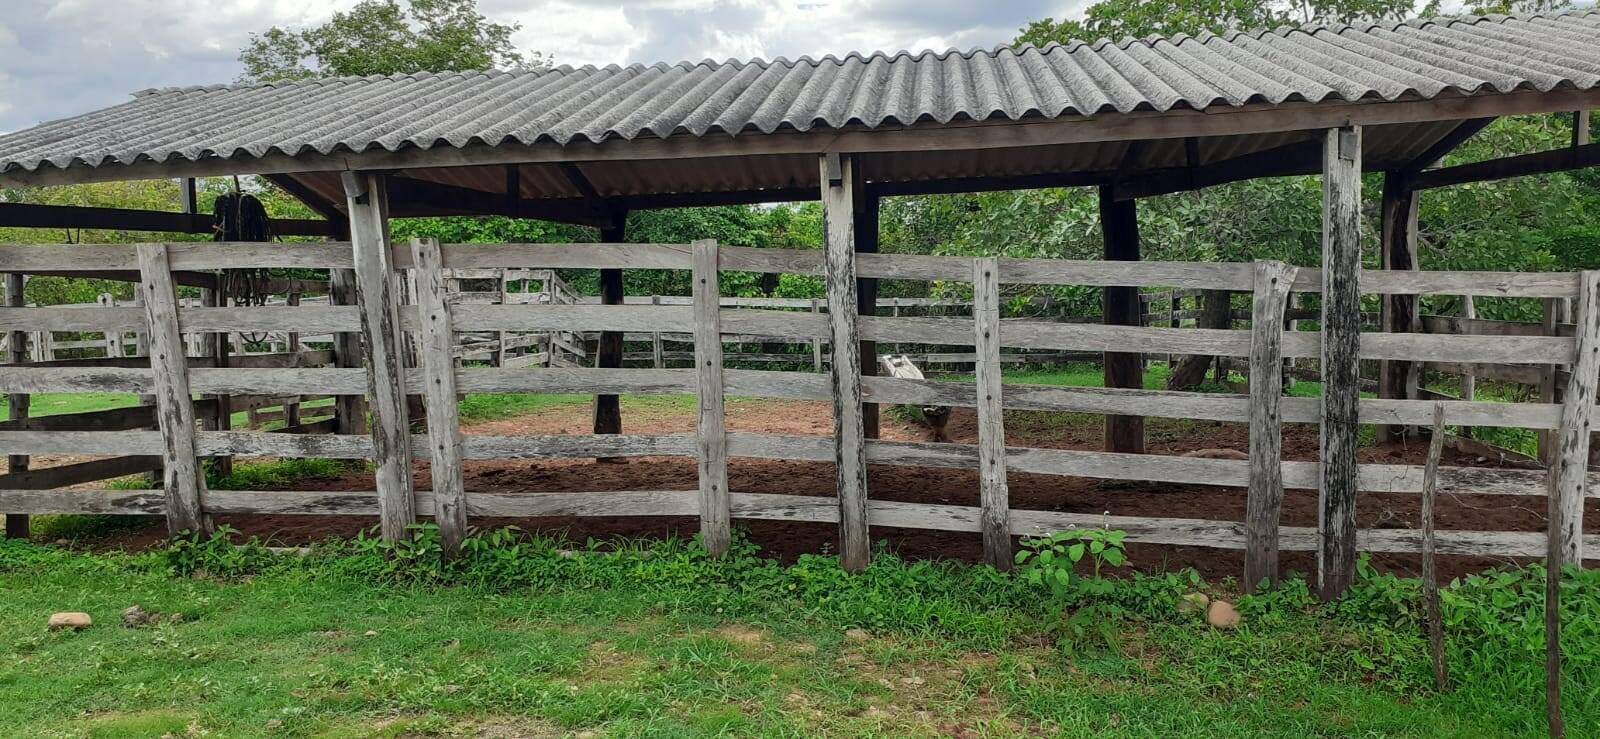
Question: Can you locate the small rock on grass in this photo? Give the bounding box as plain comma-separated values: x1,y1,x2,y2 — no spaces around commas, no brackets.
1178,592,1210,616
844,627,870,642
122,605,152,628
48,612,91,631
1206,601,1241,629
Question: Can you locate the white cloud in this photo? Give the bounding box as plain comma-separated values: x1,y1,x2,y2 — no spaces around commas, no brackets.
0,0,1082,132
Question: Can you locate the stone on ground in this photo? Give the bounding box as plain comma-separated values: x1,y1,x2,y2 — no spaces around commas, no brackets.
48,612,92,631
1206,600,1241,629
1178,592,1210,616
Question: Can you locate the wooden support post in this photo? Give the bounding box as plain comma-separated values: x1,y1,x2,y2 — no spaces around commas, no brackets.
1422,403,1449,691
651,295,665,369
284,292,302,428
136,244,209,537
810,298,823,372
1319,125,1363,601
854,176,881,440
594,220,627,437
1244,261,1296,592
822,153,870,572
408,238,467,558
1459,295,1476,439
4,272,29,538
1549,271,1600,565
330,267,368,435
201,276,232,478
1098,186,1145,453
343,171,416,541
1539,298,1563,464
494,270,510,367
1379,173,1420,444
693,239,730,556
973,257,1010,569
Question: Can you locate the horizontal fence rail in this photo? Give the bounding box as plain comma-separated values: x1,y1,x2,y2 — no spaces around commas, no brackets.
1,240,1593,582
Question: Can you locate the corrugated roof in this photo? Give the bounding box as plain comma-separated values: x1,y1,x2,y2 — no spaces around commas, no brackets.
2,11,1599,177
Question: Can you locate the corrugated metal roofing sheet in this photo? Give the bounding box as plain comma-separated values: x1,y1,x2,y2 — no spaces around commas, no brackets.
2,11,1599,176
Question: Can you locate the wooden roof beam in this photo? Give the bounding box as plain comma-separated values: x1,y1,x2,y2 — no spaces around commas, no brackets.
1407,140,1600,191
383,175,615,228
1110,139,1322,201
0,201,333,236
1396,117,1496,176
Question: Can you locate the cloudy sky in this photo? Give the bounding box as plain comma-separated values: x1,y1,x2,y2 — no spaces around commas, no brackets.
0,0,1082,134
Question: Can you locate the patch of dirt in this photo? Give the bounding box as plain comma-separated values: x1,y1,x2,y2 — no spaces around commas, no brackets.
81,398,1597,582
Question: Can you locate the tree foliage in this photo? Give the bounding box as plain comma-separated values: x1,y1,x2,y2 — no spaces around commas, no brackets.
238,0,540,82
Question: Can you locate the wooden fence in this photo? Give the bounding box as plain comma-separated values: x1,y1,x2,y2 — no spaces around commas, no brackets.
1,239,1597,585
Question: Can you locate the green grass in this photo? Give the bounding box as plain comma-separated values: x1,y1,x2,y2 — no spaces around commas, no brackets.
0,533,1594,737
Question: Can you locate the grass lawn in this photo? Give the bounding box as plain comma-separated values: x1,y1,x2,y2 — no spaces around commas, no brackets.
0,534,1592,738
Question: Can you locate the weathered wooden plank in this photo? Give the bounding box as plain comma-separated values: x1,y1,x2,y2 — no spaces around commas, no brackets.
972,257,1010,569
1422,404,1449,690
1319,125,1363,601
5,271,28,537
409,238,468,557
1245,261,1296,591
823,153,870,572
345,171,415,540
0,455,162,490
0,404,156,432
136,243,208,536
693,239,730,555
1550,271,1600,565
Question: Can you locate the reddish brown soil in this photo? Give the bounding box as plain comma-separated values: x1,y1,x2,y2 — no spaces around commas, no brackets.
86,398,1597,582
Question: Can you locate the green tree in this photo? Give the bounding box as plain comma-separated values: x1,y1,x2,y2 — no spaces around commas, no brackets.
238,0,540,82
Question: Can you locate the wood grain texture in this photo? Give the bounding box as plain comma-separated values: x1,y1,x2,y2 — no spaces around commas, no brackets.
344,172,415,540
408,238,467,557
1319,126,1363,601
135,244,208,536
822,154,870,572
972,257,1011,569
1422,403,1449,690
4,271,28,538
693,239,730,555
1245,261,1296,592
1550,271,1600,565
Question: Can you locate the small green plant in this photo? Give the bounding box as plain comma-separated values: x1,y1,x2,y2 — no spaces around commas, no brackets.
161,525,279,579
1014,527,1128,597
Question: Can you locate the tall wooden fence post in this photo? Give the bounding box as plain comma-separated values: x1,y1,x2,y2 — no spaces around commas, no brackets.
972,257,1010,569
821,153,870,572
1550,270,1600,565
330,268,369,435
1244,260,1297,592
693,239,730,556
343,171,416,541
409,238,467,558
4,272,29,538
135,244,209,537
1319,125,1363,601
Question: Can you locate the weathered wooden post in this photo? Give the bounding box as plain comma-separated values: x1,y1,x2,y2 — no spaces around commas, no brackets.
284,292,302,429
1549,271,1599,566
201,275,232,478
136,244,209,537
408,238,467,558
1459,295,1476,438
1378,172,1420,444
4,272,29,538
855,176,881,440
342,171,416,541
651,295,665,369
594,220,627,439
693,239,730,555
821,153,870,572
1244,261,1296,591
1099,186,1145,453
810,298,823,372
972,257,1010,569
330,267,368,435
1319,125,1363,601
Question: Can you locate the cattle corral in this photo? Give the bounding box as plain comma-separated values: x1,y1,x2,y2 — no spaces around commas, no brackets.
4,235,1598,591
4,12,1600,606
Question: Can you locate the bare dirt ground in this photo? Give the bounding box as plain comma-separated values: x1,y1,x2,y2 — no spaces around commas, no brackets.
76,397,1598,581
